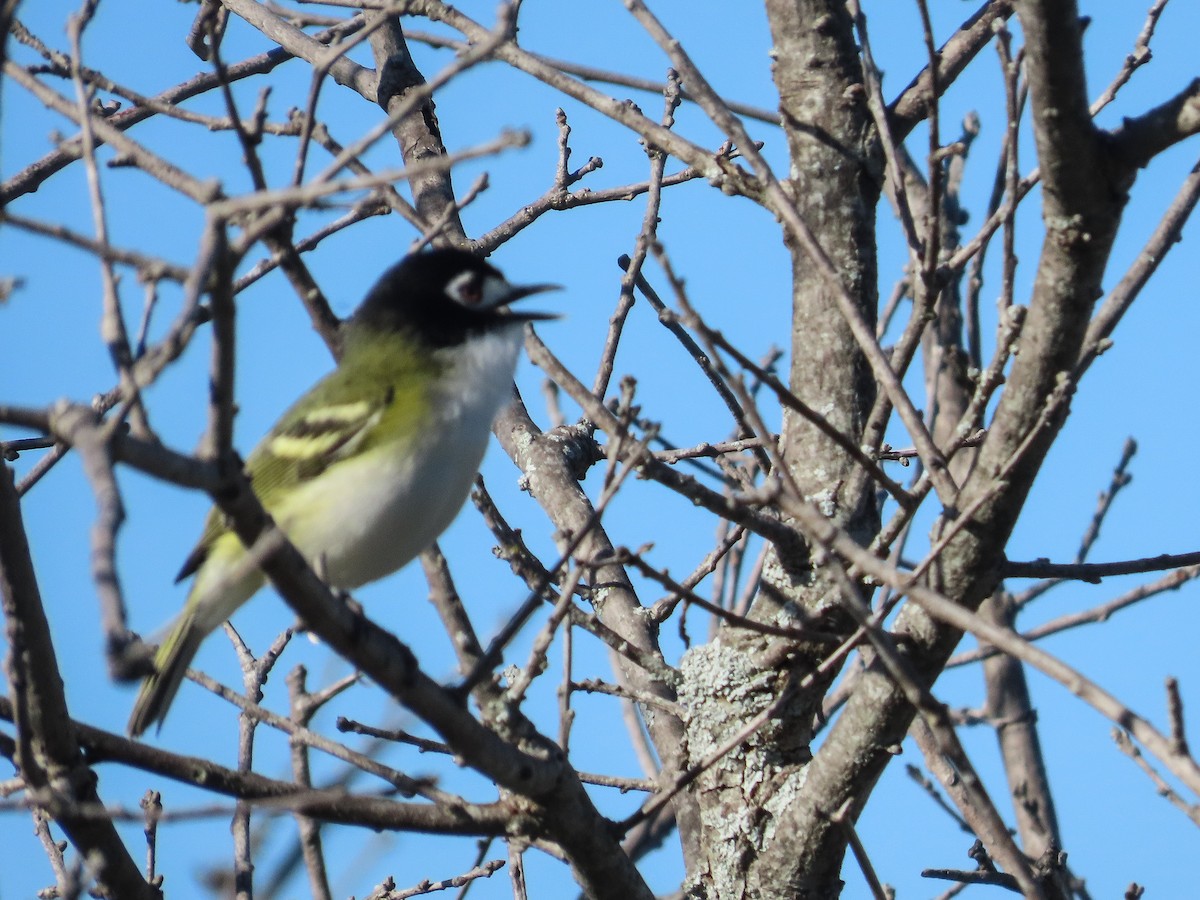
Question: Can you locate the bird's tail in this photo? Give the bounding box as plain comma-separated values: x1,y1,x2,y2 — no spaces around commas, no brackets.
127,615,206,737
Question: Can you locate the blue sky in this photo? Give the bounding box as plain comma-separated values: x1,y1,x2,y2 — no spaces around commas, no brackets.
3,2,1200,897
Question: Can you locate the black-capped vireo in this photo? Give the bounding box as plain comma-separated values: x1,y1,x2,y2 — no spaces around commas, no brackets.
128,247,557,736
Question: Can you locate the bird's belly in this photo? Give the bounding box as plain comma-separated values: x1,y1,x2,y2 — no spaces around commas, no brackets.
268,327,522,595
278,428,489,590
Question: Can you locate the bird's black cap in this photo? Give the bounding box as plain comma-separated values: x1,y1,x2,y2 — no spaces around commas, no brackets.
350,248,558,349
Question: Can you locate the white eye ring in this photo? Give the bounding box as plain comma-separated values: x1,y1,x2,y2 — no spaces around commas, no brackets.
445,270,511,309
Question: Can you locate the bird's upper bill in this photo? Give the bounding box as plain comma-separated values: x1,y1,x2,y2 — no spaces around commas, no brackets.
496,281,562,323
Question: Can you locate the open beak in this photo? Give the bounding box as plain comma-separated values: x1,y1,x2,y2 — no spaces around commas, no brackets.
502,282,562,322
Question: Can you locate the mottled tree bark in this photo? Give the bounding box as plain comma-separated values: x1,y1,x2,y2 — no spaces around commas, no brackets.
682,2,882,896
755,2,1133,896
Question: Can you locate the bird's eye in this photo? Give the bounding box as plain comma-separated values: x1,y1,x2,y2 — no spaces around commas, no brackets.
446,270,484,306
446,270,513,309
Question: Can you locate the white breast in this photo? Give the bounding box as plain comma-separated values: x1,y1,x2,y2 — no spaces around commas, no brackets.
278,325,526,588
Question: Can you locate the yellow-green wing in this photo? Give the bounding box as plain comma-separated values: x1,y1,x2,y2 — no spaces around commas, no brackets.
175,333,438,582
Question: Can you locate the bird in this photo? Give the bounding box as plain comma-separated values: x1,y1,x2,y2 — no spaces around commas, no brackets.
128,247,558,736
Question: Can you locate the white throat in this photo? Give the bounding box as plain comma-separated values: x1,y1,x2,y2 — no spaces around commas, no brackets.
430,322,526,426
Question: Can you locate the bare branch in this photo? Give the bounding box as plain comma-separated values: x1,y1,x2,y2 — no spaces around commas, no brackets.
0,466,158,899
